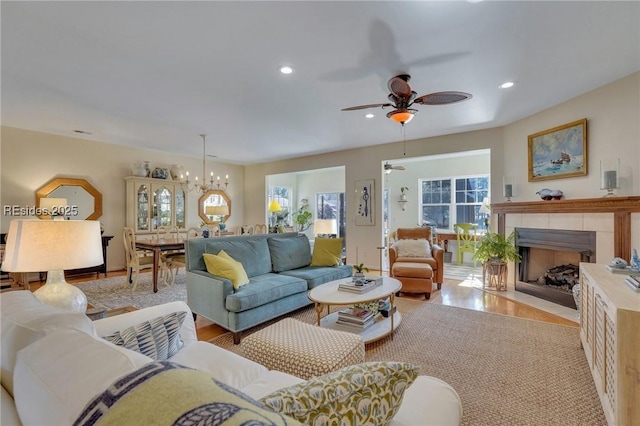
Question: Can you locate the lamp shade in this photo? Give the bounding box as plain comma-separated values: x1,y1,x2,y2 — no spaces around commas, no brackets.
2,220,103,312
479,197,491,214
206,204,229,216
314,219,337,236
39,197,68,214
268,200,282,212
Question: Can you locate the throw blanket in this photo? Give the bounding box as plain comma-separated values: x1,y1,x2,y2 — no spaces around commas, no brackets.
74,362,300,426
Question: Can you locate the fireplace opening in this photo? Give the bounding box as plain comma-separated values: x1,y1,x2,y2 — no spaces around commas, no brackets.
515,228,596,309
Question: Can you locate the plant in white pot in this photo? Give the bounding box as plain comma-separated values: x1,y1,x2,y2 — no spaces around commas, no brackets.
352,263,369,285
473,231,521,289
400,186,409,201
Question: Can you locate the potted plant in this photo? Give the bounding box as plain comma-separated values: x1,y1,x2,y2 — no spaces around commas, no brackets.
293,208,313,232
473,231,521,283
352,263,369,285
400,186,409,201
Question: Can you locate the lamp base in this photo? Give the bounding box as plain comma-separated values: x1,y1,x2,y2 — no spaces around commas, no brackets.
33,270,87,313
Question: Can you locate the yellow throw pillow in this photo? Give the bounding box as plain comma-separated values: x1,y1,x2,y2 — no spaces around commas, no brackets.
311,238,344,267
203,252,250,289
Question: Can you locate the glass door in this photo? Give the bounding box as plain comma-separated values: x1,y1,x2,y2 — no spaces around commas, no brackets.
152,185,172,229
136,184,150,232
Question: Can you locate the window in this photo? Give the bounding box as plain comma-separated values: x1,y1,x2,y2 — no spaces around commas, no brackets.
420,175,488,230
316,192,346,244
268,186,291,225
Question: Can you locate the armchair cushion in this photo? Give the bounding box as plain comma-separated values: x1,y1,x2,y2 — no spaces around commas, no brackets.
395,240,432,258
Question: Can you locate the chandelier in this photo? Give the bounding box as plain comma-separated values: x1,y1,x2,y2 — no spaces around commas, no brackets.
181,134,229,193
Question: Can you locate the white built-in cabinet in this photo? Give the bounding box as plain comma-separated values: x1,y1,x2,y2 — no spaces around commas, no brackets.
579,263,640,426
125,176,187,234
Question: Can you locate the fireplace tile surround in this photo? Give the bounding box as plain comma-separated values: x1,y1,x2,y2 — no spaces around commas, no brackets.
485,197,640,319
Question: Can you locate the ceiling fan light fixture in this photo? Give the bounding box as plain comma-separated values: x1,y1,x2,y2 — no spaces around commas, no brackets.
387,109,416,124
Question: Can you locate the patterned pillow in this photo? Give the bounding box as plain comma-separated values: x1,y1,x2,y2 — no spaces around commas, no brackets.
103,311,187,360
75,361,301,426
260,361,419,425
395,239,432,258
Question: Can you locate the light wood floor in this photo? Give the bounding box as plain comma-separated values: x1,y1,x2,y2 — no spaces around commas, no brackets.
22,268,578,342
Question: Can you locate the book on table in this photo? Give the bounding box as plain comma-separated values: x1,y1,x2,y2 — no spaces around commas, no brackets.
338,277,383,294
338,307,374,322
605,264,640,274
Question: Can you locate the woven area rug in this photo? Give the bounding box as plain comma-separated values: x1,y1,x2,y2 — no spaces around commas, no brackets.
211,299,605,426
76,272,186,310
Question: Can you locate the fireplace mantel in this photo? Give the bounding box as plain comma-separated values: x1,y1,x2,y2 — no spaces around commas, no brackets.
492,196,640,261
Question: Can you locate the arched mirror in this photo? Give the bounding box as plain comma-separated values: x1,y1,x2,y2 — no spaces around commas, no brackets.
198,189,231,225
36,177,103,220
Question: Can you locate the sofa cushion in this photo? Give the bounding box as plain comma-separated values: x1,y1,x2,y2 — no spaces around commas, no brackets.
206,238,272,277
203,251,250,289
268,235,312,272
280,264,353,289
0,291,96,397
102,311,187,361
225,274,308,313
395,239,432,258
75,362,302,426
260,361,419,425
310,238,344,267
14,329,152,426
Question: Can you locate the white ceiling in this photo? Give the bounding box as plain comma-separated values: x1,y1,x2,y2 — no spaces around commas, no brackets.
2,1,639,165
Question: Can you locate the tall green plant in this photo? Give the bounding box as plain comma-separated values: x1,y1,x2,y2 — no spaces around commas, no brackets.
473,231,521,264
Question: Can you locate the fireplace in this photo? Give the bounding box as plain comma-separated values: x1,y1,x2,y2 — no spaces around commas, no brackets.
515,228,596,309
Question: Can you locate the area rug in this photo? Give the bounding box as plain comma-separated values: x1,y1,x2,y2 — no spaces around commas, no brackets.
76,272,186,310
211,300,605,426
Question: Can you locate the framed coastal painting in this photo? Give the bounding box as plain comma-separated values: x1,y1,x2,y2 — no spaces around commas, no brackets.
355,179,375,226
528,118,587,182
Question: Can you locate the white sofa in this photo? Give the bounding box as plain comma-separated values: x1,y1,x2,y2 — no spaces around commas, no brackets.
1,291,462,425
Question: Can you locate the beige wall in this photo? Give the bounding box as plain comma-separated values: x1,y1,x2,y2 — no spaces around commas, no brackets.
2,72,638,273
0,127,245,271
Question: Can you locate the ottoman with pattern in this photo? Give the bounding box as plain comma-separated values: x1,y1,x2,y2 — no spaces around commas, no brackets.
241,318,365,380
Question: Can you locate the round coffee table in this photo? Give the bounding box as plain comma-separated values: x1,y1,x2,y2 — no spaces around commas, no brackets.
308,276,402,343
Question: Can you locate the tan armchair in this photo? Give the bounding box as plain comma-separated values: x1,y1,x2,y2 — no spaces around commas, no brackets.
389,227,444,299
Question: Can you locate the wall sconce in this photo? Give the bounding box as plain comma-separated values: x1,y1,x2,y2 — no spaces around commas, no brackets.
600,159,620,197
503,177,514,202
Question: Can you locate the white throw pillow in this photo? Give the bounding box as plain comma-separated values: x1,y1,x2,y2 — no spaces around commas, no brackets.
0,291,96,396
395,240,432,258
14,329,152,426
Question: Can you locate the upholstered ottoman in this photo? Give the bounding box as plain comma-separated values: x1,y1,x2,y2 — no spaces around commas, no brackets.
241,318,365,380
391,262,434,299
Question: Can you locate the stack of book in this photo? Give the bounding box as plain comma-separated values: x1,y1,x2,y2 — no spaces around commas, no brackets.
335,307,375,331
338,277,383,294
624,274,640,292
605,264,640,274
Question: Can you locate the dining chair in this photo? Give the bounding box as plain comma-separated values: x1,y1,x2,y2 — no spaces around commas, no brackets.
123,227,171,291
453,223,479,267
162,228,198,285
254,224,268,234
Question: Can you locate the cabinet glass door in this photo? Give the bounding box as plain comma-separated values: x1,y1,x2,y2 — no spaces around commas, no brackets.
137,184,150,231
176,187,186,229
153,186,172,229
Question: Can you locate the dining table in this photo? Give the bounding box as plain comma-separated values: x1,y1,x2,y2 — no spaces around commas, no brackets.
135,238,185,293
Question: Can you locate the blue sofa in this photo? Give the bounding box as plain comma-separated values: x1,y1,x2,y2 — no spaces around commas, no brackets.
185,232,352,343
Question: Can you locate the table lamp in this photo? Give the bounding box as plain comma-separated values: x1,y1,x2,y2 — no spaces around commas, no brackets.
479,197,491,230
2,219,103,313
314,219,338,238
268,200,282,229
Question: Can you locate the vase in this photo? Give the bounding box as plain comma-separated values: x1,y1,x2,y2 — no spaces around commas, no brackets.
132,163,147,177
143,161,151,177
151,167,168,179
170,164,183,180
400,193,406,201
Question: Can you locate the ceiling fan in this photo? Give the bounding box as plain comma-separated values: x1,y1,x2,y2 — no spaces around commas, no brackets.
384,162,405,174
342,74,472,124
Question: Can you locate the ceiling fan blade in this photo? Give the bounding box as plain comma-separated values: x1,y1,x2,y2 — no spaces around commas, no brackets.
387,75,412,98
393,165,406,170
413,91,473,105
342,103,393,111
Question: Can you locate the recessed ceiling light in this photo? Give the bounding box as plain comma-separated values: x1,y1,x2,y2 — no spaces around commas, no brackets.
499,81,515,89
279,66,293,74
365,113,375,119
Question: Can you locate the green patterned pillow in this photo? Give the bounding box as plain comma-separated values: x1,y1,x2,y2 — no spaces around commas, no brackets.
260,361,419,425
